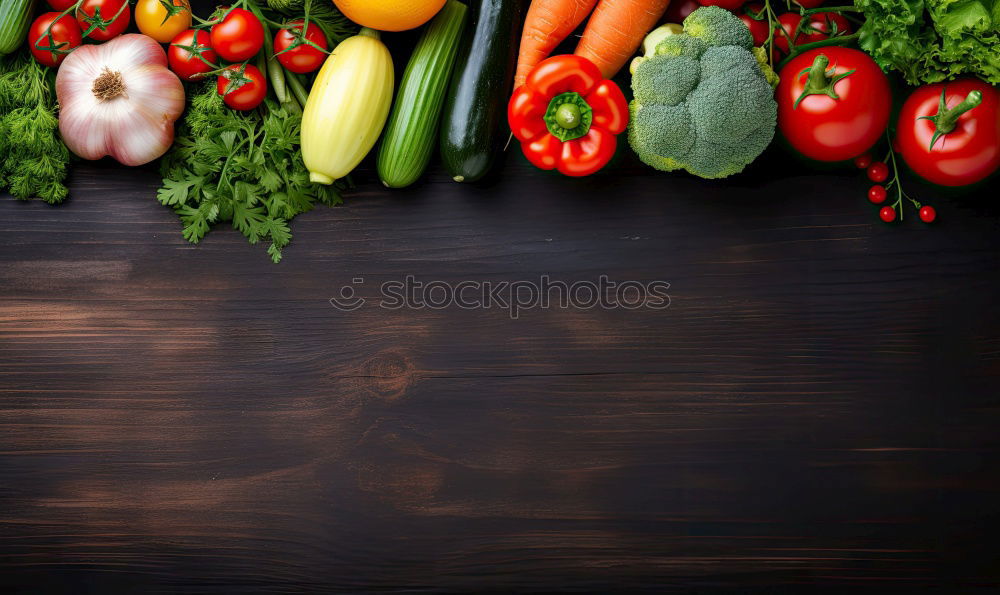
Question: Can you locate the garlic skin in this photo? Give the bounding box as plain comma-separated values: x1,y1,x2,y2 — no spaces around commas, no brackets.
56,34,185,167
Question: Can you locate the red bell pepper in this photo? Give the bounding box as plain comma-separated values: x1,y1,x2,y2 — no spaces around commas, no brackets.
508,54,628,177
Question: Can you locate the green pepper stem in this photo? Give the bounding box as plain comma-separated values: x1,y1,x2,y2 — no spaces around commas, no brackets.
543,92,593,142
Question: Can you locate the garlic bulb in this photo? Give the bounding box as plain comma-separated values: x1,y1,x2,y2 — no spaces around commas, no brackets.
56,34,185,167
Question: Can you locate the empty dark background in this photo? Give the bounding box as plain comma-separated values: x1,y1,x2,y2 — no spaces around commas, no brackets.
2,1,1000,591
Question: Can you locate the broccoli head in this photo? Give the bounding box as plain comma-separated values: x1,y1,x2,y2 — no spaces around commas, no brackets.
628,6,778,179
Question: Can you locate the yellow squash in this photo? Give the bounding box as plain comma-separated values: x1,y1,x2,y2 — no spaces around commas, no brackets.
301,28,394,184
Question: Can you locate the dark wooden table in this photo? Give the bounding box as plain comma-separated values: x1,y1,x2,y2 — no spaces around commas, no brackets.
3,147,1000,591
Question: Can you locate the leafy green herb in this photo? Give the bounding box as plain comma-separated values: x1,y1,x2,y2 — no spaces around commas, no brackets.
158,84,346,263
0,50,70,204
857,0,1000,85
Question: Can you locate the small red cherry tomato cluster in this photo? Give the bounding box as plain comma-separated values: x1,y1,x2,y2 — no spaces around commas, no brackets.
29,0,131,64
852,151,936,225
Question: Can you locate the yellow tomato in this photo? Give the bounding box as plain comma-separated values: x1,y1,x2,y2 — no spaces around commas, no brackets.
135,0,192,43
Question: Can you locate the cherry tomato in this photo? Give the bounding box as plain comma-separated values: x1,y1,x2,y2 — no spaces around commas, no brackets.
868,185,886,204
867,162,889,183
777,48,891,162
697,0,747,10
896,79,1000,187
76,0,130,41
168,29,218,81
211,7,264,62
879,206,896,222
46,0,76,9
738,3,769,47
135,0,192,43
854,153,872,168
28,12,82,68
805,12,852,37
217,63,267,111
919,205,936,223
273,19,328,74
773,13,801,54
664,0,700,23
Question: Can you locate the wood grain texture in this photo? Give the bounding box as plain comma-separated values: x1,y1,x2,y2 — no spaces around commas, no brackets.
2,149,999,592
3,22,1000,584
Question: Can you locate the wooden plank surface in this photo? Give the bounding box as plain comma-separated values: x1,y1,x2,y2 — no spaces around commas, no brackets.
2,149,1000,591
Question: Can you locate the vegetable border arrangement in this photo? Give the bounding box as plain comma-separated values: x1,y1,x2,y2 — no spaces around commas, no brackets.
1,0,998,261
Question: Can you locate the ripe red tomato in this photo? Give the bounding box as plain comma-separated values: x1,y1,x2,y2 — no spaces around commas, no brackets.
868,185,886,204
793,0,826,7
879,206,896,222
46,0,76,9
168,29,218,82
919,205,936,223
664,0,700,23
896,79,1000,186
773,13,801,54
697,0,747,10
273,19,328,74
805,12,852,37
76,0,130,41
738,4,769,46
217,63,267,111
28,12,82,68
867,162,889,183
210,7,264,62
777,48,891,162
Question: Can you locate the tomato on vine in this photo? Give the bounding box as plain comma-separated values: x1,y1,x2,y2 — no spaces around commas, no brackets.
76,0,130,41
868,185,886,204
776,48,891,162
28,12,82,67
896,79,1000,187
168,29,218,81
46,0,76,9
805,12,851,37
217,63,267,111
738,3,769,47
136,0,192,44
773,13,801,55
274,19,328,74
210,7,264,63
867,162,888,183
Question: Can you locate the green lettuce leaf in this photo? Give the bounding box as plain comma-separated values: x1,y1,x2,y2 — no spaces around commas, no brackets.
857,0,1000,84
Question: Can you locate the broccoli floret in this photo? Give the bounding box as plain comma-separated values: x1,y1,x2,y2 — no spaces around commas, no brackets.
683,5,752,51
627,6,777,179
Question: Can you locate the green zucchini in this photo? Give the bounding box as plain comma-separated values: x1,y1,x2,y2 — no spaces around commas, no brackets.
439,0,525,183
376,0,467,189
0,0,35,55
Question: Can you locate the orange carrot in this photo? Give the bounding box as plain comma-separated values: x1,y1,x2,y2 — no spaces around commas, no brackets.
574,0,672,79
514,0,599,89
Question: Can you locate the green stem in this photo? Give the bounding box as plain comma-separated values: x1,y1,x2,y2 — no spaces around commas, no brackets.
780,32,860,69
285,71,311,109
922,90,982,150
800,5,861,15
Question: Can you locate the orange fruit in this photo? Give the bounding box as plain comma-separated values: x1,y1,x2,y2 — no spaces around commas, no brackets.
333,0,446,32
